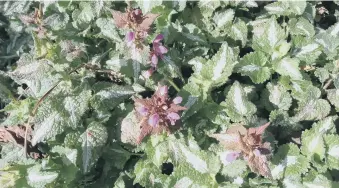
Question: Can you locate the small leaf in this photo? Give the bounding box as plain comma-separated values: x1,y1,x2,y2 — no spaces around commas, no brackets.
236,51,271,84
96,18,121,42
274,57,302,80
301,129,325,160
222,81,256,122
27,164,58,188
80,122,108,173
293,99,330,121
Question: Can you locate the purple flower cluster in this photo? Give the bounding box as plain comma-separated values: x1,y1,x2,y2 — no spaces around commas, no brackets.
133,84,186,143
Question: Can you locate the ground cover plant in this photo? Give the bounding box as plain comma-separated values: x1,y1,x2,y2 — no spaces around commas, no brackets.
0,0,339,187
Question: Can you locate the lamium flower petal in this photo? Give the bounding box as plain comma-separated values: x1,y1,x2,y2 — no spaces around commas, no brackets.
126,31,135,42
226,152,240,162
142,68,154,79
151,54,158,67
220,151,240,166
157,45,168,54
136,106,148,116
159,85,168,96
148,113,160,127
167,112,180,125
153,34,164,43
173,96,183,104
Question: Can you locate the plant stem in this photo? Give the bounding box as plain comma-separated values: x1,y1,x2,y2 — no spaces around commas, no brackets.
323,79,333,90
165,76,180,92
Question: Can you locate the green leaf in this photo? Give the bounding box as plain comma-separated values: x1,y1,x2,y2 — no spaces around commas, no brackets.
0,143,33,169
9,54,60,98
324,134,339,170
32,83,92,145
270,143,309,180
189,42,238,91
293,42,322,64
44,11,70,31
326,89,339,111
136,0,163,13
96,18,121,42
236,51,271,84
80,122,108,173
274,57,302,80
0,1,32,16
314,68,330,84
293,99,330,121
26,164,58,188
264,1,306,16
263,82,292,111
289,17,315,38
0,71,14,102
222,81,257,122
301,129,325,161
2,98,35,126
315,31,339,60
303,172,333,188
229,19,248,47
213,9,234,28
252,18,286,56
51,146,78,167
141,134,220,187
290,80,321,101
198,0,220,18
90,82,135,114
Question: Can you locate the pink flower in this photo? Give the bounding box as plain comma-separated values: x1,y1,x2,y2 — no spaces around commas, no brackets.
133,9,142,16
151,54,158,67
220,151,240,166
126,31,135,46
137,106,148,116
172,97,182,104
226,152,240,162
167,112,180,125
142,68,154,79
159,85,168,96
149,34,168,68
148,113,160,127
152,34,168,58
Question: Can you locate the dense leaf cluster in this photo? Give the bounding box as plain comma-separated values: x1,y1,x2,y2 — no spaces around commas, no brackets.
1,1,339,187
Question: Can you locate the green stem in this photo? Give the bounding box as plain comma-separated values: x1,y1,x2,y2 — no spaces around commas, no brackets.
165,76,180,92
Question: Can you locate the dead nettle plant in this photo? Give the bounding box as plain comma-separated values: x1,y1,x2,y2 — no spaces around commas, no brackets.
210,122,272,178
111,6,168,78
133,84,186,144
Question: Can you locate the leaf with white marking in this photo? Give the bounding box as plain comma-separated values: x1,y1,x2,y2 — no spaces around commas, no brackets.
80,122,108,173
27,164,58,188
293,99,330,121
289,17,315,38
326,89,339,111
263,82,292,111
229,19,248,47
270,143,309,180
213,9,234,28
301,129,325,160
91,82,135,112
324,134,339,170
274,57,302,80
293,42,322,64
222,81,257,122
252,18,286,54
32,84,91,145
236,51,271,84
